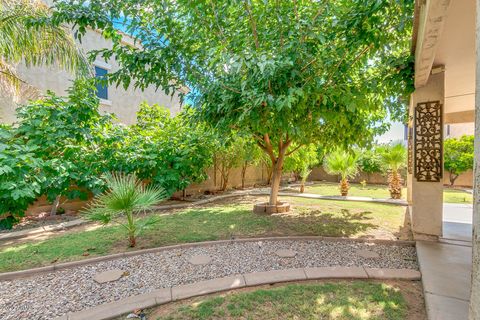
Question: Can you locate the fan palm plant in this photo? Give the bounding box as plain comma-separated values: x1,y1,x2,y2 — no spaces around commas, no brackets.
0,0,87,94
84,173,167,247
379,143,406,199
323,150,358,196
298,165,311,193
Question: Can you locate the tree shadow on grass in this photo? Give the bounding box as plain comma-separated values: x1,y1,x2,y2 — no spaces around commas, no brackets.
264,208,378,238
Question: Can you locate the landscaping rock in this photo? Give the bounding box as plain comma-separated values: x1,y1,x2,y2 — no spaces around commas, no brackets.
188,255,212,265
275,249,297,258
0,239,417,320
356,249,380,259
93,269,125,283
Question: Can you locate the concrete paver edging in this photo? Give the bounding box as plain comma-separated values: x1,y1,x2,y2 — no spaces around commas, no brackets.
0,188,406,242
57,266,421,320
0,236,415,281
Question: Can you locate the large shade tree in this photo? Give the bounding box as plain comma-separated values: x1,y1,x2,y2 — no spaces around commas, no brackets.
49,0,414,206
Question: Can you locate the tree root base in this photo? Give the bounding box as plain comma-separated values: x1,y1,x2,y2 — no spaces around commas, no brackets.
253,202,290,215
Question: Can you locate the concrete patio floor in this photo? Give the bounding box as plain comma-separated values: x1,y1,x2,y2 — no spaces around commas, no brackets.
417,203,473,320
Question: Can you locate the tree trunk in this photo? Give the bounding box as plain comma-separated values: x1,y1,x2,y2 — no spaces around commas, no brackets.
300,182,305,193
128,235,136,247
267,166,273,185
340,178,349,196
449,172,459,186
269,153,286,205
388,170,403,199
255,133,292,206
219,164,230,191
50,195,61,216
241,161,248,189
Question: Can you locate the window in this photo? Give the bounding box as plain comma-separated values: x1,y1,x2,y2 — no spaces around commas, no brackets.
94,66,108,100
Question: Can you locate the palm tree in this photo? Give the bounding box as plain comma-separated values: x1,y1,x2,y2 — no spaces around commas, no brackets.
84,173,167,247
378,143,407,199
323,150,358,196
379,142,406,199
0,0,87,94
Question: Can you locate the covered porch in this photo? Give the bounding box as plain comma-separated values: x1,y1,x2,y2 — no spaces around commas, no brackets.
408,0,477,319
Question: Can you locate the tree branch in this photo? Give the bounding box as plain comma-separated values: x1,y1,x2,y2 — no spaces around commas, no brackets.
244,0,260,49
286,143,303,156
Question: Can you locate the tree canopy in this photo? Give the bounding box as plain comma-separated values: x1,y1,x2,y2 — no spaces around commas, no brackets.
444,135,474,186
49,0,414,205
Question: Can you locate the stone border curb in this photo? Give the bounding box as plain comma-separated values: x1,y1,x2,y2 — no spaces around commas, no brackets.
0,236,415,281
56,267,421,320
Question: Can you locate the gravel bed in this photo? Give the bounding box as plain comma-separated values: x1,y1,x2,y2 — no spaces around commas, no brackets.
0,239,418,320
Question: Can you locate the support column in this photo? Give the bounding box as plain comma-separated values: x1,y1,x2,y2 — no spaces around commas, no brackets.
408,71,445,240
469,1,480,317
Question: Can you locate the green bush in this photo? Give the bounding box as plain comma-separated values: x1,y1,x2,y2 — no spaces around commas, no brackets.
444,135,474,186
0,84,217,228
103,103,216,195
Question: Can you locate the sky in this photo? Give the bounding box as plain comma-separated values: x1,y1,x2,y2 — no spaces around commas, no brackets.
376,121,406,144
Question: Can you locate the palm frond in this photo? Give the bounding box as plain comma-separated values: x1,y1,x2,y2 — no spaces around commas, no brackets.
379,143,406,172
323,149,358,180
83,172,166,220
0,0,89,91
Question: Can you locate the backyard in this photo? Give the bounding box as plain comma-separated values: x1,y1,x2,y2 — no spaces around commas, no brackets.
2,0,474,319
301,182,473,204
0,195,409,272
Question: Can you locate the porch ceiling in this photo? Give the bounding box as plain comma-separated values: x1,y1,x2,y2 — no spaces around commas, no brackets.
413,0,476,116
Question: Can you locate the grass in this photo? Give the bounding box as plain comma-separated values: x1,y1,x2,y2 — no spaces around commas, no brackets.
443,188,473,204
151,282,407,320
304,182,472,203
0,196,407,272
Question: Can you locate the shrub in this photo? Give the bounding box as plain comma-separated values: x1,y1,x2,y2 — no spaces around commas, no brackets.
444,135,474,186
0,87,217,228
323,150,358,196
378,142,406,199
106,103,217,196
0,126,44,228
84,173,166,247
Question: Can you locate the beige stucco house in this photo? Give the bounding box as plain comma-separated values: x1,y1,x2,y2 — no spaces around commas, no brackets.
408,0,476,240
0,6,183,125
408,0,480,318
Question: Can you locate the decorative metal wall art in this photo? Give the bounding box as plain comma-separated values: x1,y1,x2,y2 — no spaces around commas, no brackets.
407,126,413,174
414,101,443,182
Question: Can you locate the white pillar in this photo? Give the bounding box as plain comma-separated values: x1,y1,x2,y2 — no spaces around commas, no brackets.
408,71,445,240
469,1,480,317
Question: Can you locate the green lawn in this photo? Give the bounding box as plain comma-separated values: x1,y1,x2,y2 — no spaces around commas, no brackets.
150,282,408,320
304,182,472,203
0,196,407,272
443,189,473,204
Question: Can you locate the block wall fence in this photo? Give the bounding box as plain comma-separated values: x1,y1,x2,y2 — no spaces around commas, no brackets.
25,164,472,215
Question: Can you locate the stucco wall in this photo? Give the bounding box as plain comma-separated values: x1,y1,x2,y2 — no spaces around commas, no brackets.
445,122,475,138
310,167,390,185
443,169,474,187
26,164,271,215
1,29,182,125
